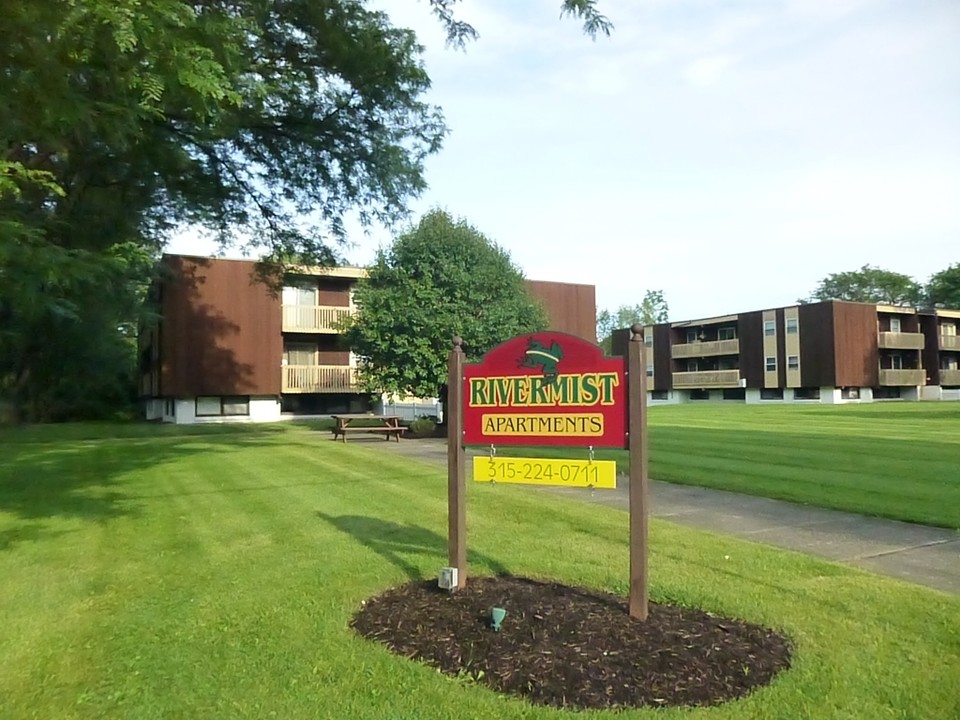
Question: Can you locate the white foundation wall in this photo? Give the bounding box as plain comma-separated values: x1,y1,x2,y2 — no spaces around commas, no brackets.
144,398,177,422
649,385,957,406
172,397,281,424
901,386,920,401
819,387,842,404
145,399,164,421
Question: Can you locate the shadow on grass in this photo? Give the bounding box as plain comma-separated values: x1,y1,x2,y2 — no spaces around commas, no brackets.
316,512,510,580
0,426,292,547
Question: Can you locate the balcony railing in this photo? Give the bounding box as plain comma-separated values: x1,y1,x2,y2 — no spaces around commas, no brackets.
671,339,740,359
940,334,960,350
878,332,924,350
672,370,742,388
939,369,960,386
878,369,925,386
282,305,353,333
282,365,358,393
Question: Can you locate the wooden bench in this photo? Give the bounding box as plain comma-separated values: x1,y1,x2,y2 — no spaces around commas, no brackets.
331,414,406,443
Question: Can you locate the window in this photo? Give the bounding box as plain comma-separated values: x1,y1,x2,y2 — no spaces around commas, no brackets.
891,354,903,370
786,318,798,334
196,396,222,416
686,329,698,343
760,388,784,400
722,388,745,401
282,284,318,306
690,389,710,400
766,356,777,372
284,343,317,366
687,360,699,372
646,364,654,377
718,326,736,340
651,390,668,401
787,355,799,370
718,357,737,370
644,334,653,346
890,317,901,333
764,320,776,336
222,397,250,416
196,396,250,417
942,323,957,336
943,357,959,370
794,387,820,400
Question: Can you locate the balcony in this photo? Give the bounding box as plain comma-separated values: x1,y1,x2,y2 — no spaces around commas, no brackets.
940,334,960,351
878,369,926,386
672,370,742,388
940,369,960,386
878,332,924,350
282,305,353,333
671,339,740,359
282,365,358,393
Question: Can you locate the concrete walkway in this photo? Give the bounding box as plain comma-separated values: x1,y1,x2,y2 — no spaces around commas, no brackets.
372,437,960,594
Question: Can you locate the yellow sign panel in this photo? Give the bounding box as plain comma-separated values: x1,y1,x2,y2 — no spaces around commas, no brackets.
481,413,604,437
473,456,616,489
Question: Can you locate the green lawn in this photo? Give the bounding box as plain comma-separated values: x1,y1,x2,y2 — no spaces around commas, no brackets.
1,423,958,719
495,403,960,528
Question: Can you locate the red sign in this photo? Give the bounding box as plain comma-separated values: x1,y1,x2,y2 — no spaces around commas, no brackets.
462,332,627,448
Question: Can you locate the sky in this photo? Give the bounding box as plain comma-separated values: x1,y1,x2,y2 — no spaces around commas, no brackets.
166,0,960,323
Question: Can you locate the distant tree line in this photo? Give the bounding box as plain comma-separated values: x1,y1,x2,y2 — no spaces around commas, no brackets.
801,263,960,308
595,291,669,354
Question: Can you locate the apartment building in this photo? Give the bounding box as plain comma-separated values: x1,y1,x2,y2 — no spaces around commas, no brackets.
616,300,960,404
139,254,597,423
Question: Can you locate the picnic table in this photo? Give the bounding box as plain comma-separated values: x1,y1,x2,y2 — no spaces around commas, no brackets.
331,414,406,443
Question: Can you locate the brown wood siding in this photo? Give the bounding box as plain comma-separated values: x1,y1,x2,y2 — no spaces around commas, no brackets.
920,313,939,385
160,256,282,396
316,278,352,307
609,328,629,357
798,302,836,387
653,324,672,390
525,280,597,341
833,303,878,387
738,311,764,388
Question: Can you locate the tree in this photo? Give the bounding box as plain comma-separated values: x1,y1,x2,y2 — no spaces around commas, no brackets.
926,263,960,308
801,265,923,306
596,292,669,354
0,0,608,421
342,210,548,398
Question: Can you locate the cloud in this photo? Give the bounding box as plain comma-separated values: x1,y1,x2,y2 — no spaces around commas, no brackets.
682,54,737,86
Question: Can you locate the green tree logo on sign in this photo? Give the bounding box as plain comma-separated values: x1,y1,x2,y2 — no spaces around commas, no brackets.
519,339,564,385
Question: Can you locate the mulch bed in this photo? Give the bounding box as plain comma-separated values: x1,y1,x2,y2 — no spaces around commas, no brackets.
351,576,792,711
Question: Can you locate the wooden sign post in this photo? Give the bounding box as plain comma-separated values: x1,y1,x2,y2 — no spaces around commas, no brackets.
627,324,649,620
447,337,466,590
446,330,649,619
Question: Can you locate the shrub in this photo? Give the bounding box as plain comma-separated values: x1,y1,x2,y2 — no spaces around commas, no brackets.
407,417,437,437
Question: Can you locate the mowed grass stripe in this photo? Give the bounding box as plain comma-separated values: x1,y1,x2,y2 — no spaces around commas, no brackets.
497,404,960,527
651,404,960,442
651,438,955,499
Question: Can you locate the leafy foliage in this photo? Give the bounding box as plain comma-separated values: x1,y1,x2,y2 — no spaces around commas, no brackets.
0,0,608,421
343,210,548,398
1,0,444,420
801,265,924,306
926,263,960,308
596,292,669,353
